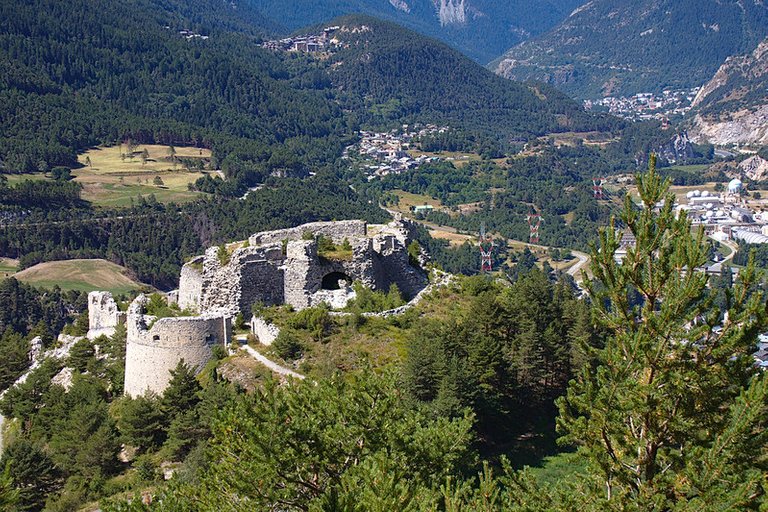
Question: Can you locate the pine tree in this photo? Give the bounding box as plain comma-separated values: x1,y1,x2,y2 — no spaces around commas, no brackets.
1,439,62,511
160,361,202,422
556,156,768,509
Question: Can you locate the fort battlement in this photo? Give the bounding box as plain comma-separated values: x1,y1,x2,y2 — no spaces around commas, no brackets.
248,219,367,247
180,219,427,315
86,291,125,340
123,294,230,397
89,219,426,396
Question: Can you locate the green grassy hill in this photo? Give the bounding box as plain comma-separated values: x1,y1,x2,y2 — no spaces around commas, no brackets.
13,259,149,295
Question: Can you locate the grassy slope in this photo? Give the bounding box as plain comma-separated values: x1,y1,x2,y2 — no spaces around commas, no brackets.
13,259,149,295
74,145,209,207
0,258,18,277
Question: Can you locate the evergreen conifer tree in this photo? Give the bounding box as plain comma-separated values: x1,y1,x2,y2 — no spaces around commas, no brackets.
555,156,768,509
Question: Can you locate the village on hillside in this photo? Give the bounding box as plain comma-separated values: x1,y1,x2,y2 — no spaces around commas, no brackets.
343,124,450,179
584,87,700,121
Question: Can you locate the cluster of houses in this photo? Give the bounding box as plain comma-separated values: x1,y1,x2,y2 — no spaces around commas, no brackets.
344,125,449,180
178,29,208,41
261,26,341,53
584,88,699,121
676,179,768,244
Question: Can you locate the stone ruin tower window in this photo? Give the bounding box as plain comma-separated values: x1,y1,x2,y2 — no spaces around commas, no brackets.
153,335,160,342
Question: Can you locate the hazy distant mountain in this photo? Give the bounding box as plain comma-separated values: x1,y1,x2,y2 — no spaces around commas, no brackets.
688,37,768,146
248,0,584,63
494,0,768,99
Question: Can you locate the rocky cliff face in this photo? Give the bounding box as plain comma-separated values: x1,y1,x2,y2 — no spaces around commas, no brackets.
689,38,768,146
436,0,467,26
739,155,768,181
657,132,695,165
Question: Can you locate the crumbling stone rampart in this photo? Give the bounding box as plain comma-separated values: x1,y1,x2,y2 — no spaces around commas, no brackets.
124,295,230,397
179,219,427,315
178,256,204,312
105,219,426,396
248,220,367,247
87,291,125,340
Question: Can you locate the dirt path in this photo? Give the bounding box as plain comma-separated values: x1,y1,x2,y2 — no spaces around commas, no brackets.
234,336,305,380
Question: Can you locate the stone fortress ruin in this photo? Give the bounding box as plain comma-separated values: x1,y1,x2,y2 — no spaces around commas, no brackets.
87,218,427,397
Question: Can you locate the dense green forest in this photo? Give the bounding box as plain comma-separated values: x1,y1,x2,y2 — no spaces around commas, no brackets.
312,15,622,139
0,2,618,192
0,0,349,189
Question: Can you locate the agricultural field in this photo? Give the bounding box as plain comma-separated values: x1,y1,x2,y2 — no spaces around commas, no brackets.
391,190,446,215
13,259,150,295
407,149,506,168
3,173,50,185
0,257,18,277
544,131,617,148
73,144,212,207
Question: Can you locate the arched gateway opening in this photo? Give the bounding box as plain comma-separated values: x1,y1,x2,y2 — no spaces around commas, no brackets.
321,272,351,290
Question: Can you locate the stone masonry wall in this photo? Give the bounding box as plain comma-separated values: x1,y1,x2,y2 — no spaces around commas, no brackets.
374,234,427,298
248,220,367,247
190,219,427,314
199,244,285,316
178,257,204,313
87,291,125,340
124,295,230,397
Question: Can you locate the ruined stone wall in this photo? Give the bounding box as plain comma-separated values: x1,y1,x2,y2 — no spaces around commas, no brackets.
237,258,285,313
248,220,367,247
282,240,317,309
124,296,230,397
282,238,383,309
87,291,125,340
251,316,280,346
178,257,204,313
199,244,285,316
188,219,427,314
374,234,427,299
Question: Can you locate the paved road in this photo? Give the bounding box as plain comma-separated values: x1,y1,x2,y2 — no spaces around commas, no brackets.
708,237,738,273
567,250,590,280
235,336,305,380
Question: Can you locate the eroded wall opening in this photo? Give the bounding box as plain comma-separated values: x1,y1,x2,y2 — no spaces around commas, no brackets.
321,272,351,290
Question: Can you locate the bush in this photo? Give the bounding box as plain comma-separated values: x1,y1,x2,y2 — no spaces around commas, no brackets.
217,244,231,266
346,282,406,313
286,304,333,341
272,330,304,361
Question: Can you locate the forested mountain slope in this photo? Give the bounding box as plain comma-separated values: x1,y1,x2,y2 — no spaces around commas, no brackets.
689,37,768,146
494,0,768,99
311,15,620,138
1,3,616,181
0,0,350,177
250,0,583,63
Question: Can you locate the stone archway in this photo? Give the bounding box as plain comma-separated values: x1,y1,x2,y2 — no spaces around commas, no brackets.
321,271,351,290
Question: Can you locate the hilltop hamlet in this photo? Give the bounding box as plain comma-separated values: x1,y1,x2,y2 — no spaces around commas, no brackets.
86,218,428,397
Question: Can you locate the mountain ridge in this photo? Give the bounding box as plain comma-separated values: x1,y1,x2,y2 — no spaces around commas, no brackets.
688,37,768,146
493,0,768,99
248,0,584,63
